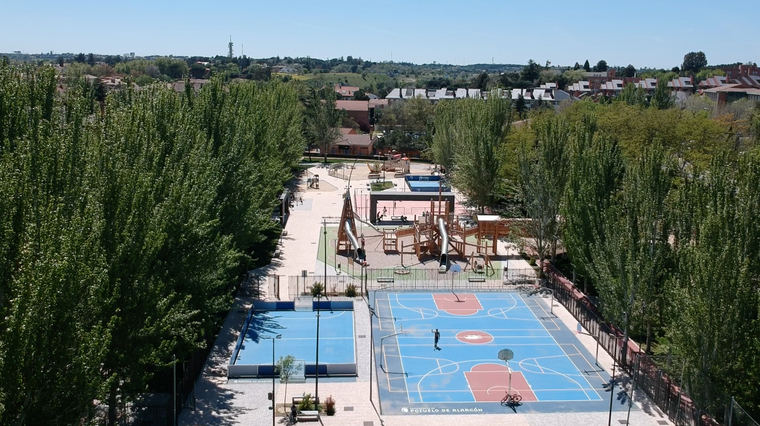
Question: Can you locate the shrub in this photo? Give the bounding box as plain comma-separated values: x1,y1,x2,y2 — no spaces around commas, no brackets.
325,395,336,416
298,393,315,411
311,282,324,297
345,284,357,298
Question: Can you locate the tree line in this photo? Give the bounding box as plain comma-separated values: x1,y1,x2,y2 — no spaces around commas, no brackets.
0,64,304,423
429,93,760,421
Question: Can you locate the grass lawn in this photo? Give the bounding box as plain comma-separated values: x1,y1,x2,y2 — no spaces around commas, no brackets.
370,181,394,191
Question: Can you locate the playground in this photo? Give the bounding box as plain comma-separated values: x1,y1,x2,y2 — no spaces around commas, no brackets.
370,291,621,415
325,186,518,277
182,160,674,426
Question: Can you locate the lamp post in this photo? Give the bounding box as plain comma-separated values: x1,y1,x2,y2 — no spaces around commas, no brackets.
266,334,282,426
315,293,321,408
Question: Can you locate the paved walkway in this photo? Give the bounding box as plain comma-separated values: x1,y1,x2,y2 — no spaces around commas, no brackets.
179,162,673,426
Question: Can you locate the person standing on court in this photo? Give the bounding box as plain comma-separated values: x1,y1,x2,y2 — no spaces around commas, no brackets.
433,328,440,350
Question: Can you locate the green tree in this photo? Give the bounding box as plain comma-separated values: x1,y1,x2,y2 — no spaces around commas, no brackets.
431,100,458,173
588,145,674,356
515,94,526,118
561,119,623,293
650,78,673,110
593,60,608,72
521,60,541,83
473,72,489,90
618,83,646,106
189,62,207,79
583,59,591,72
682,51,707,74
666,153,760,418
304,87,342,162
450,94,512,211
622,64,636,77
277,355,297,407
0,63,305,424
516,115,570,267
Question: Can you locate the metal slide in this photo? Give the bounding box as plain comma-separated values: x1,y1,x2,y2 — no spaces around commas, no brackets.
343,218,366,262
437,217,449,272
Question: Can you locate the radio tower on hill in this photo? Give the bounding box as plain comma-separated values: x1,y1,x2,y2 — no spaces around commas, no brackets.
228,36,233,59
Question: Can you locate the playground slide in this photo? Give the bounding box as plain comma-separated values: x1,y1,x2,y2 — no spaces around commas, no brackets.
343,219,366,262
437,217,449,272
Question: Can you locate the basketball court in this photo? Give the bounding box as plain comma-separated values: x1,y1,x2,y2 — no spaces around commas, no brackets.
371,291,627,415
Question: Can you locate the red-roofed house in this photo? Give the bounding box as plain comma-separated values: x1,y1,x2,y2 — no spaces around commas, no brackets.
329,131,374,156
704,84,760,105
335,83,360,99
336,100,370,132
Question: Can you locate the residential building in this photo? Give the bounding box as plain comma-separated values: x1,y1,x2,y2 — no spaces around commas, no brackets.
704,84,760,105
723,64,760,81
667,76,693,91
329,132,374,156
336,100,371,132
698,76,728,89
334,83,360,99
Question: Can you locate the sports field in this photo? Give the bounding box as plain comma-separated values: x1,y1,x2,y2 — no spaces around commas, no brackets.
371,291,627,415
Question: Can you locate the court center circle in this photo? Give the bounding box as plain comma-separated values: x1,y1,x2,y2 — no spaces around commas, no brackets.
455,330,493,344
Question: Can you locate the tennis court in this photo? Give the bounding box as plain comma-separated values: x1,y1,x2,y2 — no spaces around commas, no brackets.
371,291,626,415
229,301,357,378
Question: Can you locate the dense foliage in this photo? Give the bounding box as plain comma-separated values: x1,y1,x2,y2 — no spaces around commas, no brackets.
0,64,303,423
430,94,511,211
429,91,760,419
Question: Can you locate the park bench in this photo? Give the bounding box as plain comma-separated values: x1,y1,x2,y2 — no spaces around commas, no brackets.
296,410,319,422
376,277,395,283
390,215,408,223
468,276,486,282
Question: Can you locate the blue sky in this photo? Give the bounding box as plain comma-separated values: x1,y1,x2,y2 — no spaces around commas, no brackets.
2,0,758,68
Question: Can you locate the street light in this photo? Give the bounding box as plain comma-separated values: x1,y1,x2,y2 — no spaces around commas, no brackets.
315,292,321,408
265,334,282,426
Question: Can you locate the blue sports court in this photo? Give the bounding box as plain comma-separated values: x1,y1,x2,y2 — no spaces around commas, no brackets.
371,291,628,415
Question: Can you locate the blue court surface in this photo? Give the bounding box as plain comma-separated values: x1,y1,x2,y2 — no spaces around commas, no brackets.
405,175,450,192
371,291,630,415
230,308,356,377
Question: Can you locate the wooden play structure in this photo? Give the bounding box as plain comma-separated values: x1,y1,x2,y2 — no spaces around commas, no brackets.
367,163,381,179
381,202,515,274
381,153,410,176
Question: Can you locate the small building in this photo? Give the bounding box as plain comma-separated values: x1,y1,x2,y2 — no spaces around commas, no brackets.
336,100,370,132
330,132,374,156
171,79,210,93
335,83,360,99
668,77,693,91
599,79,625,96
704,84,760,105
698,75,728,89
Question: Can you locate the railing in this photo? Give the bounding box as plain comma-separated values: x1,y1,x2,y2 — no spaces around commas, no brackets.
260,268,538,298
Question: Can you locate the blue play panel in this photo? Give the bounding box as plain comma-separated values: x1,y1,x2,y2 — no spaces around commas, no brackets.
371,291,630,415
229,302,356,378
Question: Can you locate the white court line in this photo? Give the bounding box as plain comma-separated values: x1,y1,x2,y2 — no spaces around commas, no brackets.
520,297,600,400
395,293,438,320
388,296,411,404
564,343,606,383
